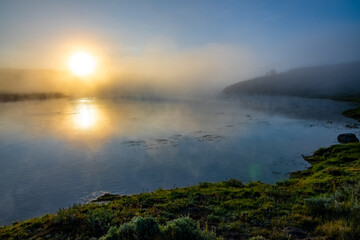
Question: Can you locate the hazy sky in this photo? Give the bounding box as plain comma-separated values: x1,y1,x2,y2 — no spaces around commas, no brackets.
0,0,359,80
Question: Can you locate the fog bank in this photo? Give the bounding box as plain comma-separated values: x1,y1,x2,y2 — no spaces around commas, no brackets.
0,44,263,99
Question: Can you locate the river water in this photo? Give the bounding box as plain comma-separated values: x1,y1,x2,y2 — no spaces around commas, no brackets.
0,96,358,225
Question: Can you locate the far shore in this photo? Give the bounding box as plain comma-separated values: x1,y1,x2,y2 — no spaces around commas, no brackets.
0,92,67,102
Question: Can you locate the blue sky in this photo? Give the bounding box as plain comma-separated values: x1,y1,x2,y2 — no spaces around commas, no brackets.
0,0,359,72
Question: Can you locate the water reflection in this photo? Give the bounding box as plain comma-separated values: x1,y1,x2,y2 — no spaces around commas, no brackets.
0,97,358,225
74,99,99,130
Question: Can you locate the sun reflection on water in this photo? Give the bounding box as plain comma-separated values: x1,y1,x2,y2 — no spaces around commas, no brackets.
74,98,98,129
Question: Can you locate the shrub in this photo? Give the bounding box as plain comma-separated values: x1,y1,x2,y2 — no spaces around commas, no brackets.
100,226,119,240
53,205,84,232
101,217,218,240
87,207,114,236
198,182,211,188
249,236,265,240
101,216,160,240
222,179,244,188
316,220,353,240
161,217,217,240
306,181,360,239
118,221,136,240
305,196,333,217
132,216,160,239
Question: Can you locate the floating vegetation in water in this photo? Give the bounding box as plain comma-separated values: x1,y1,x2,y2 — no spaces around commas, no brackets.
155,138,169,144
122,133,225,150
122,140,147,147
195,134,223,142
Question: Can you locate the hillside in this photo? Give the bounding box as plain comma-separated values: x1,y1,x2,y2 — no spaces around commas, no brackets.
223,61,360,98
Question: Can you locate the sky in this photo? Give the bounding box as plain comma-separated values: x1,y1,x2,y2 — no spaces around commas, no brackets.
0,0,359,93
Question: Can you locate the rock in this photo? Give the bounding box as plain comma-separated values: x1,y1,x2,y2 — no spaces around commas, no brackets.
337,133,359,144
283,226,307,239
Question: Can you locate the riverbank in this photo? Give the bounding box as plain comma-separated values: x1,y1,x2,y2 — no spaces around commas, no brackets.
332,96,360,122
0,92,66,102
0,100,359,240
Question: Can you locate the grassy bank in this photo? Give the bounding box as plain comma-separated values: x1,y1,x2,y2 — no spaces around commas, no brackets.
343,107,360,122
1,101,360,240
331,96,360,122
0,92,66,102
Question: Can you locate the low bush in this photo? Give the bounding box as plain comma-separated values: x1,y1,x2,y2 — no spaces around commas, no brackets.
100,216,218,240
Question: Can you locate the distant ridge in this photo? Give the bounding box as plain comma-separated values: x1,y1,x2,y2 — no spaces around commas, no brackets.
223,61,360,98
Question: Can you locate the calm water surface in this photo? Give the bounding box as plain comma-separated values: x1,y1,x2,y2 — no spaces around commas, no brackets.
0,96,358,225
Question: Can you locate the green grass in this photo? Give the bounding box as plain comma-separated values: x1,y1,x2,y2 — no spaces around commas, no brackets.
329,96,360,122
343,108,360,122
1,99,360,240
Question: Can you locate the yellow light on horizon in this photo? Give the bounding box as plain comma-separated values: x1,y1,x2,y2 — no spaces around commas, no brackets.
69,52,96,76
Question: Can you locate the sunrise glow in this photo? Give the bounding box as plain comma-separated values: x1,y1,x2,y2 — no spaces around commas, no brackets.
69,52,96,76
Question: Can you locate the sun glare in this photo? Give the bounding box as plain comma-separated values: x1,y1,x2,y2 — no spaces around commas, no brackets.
69,52,96,76
74,99,98,129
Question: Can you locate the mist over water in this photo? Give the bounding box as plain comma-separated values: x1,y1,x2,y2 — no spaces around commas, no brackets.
1,1,360,236
0,96,358,225
0,42,262,100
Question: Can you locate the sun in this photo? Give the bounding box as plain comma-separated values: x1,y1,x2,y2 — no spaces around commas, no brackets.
69,52,96,76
